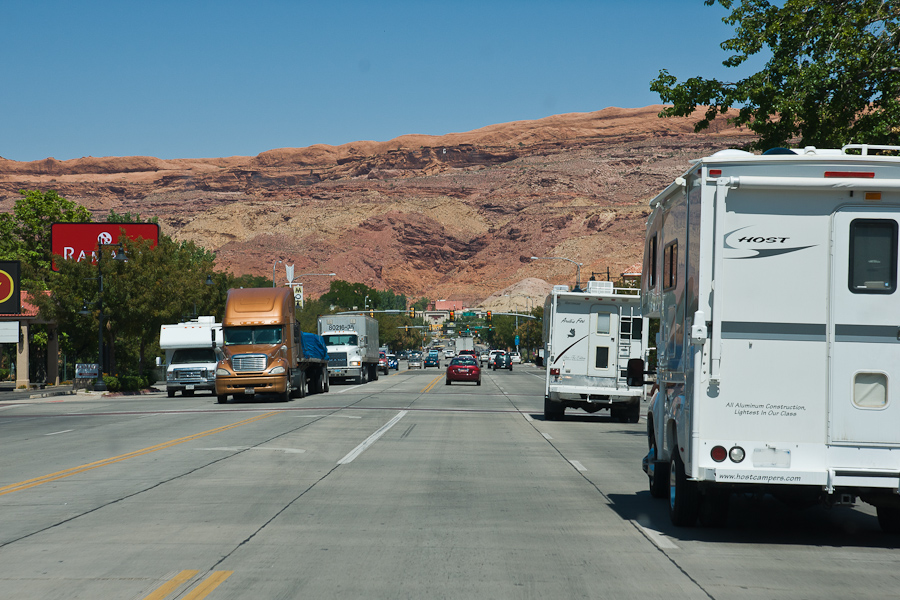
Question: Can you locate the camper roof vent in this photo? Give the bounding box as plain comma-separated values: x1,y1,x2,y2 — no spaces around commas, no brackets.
586,280,614,294
553,285,569,293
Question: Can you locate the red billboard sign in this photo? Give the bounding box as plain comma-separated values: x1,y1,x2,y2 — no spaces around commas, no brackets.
50,223,160,271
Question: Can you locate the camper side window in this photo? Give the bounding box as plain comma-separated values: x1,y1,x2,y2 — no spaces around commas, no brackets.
663,240,678,290
648,235,658,288
596,312,611,335
849,219,897,294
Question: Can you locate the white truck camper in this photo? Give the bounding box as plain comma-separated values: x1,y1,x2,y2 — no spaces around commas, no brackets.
542,281,648,422
639,144,900,532
159,316,224,398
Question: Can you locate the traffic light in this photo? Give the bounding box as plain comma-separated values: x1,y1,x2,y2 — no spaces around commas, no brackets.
369,310,375,318
408,307,416,318
449,310,455,321
486,310,492,325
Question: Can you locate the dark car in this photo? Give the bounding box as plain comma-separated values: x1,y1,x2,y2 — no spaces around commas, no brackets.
446,356,481,385
491,350,512,371
424,352,441,368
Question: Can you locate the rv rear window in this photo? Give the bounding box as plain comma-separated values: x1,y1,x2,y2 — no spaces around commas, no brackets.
849,219,897,294
595,347,609,369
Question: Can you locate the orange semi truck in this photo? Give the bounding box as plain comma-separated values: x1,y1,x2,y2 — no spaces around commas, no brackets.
214,287,329,403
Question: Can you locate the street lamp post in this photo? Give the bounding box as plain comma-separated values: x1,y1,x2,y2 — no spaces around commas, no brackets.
80,243,127,391
531,256,583,292
272,260,283,288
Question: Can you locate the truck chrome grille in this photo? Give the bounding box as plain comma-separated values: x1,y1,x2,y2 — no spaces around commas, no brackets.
174,369,205,380
328,352,348,367
232,354,267,372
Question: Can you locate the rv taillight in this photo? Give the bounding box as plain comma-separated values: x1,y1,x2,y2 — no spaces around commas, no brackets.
711,446,727,462
550,368,560,376
824,171,874,178
729,446,745,463
709,169,722,177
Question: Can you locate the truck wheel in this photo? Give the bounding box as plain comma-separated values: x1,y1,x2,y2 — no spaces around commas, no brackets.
446,379,451,385
167,390,175,398
323,372,330,393
217,395,227,404
669,451,700,526
877,506,900,534
544,396,564,421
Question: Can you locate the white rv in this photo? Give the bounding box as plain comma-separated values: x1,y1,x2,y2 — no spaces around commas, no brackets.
542,281,648,422
159,316,224,398
639,144,900,531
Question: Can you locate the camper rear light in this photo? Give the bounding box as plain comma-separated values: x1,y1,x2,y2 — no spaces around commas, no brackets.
550,368,560,376
711,446,727,462
824,171,874,178
729,446,746,463
709,169,722,177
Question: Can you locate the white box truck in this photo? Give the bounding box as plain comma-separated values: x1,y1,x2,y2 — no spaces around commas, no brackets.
639,144,900,531
317,315,380,384
159,316,223,398
542,281,648,422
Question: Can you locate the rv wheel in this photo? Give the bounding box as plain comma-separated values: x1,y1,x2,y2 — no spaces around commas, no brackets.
626,402,641,424
647,438,669,499
167,390,175,398
544,396,564,421
669,452,700,526
217,395,227,404
877,506,900,534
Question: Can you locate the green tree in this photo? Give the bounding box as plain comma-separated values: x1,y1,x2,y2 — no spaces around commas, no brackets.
0,190,92,287
650,0,900,150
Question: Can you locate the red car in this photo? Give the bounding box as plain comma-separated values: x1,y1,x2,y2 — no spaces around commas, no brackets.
378,352,389,375
446,356,481,386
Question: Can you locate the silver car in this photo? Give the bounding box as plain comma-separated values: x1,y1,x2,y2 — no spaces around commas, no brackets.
408,352,423,369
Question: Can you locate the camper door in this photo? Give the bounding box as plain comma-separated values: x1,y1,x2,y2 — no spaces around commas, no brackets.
830,208,900,446
588,306,618,379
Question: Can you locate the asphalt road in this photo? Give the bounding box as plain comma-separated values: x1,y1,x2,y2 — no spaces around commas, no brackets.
1,364,899,599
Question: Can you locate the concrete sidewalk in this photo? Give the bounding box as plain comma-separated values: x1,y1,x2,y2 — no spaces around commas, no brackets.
0,381,80,401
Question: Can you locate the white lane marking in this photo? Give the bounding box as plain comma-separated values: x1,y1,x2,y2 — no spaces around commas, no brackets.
635,522,679,549
523,413,534,422
196,446,306,454
338,410,408,465
45,429,74,436
291,414,361,419
336,384,365,394
541,432,553,440
570,460,587,471
0,404,28,411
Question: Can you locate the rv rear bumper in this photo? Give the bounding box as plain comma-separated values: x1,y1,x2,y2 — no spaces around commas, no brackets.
215,374,286,396
548,385,642,403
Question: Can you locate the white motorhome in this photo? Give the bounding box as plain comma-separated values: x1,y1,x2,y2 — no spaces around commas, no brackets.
542,281,648,422
159,316,224,398
639,144,900,531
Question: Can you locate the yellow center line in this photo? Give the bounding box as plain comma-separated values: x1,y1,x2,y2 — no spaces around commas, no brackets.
420,373,444,393
142,570,199,600
182,571,234,600
0,412,279,498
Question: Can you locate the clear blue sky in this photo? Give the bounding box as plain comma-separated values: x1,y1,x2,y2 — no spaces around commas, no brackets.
3,1,763,162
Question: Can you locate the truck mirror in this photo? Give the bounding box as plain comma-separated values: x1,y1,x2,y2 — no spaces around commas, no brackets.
211,329,217,348
627,358,645,387
156,356,162,367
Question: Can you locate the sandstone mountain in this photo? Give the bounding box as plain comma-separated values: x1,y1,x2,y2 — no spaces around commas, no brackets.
0,106,754,307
